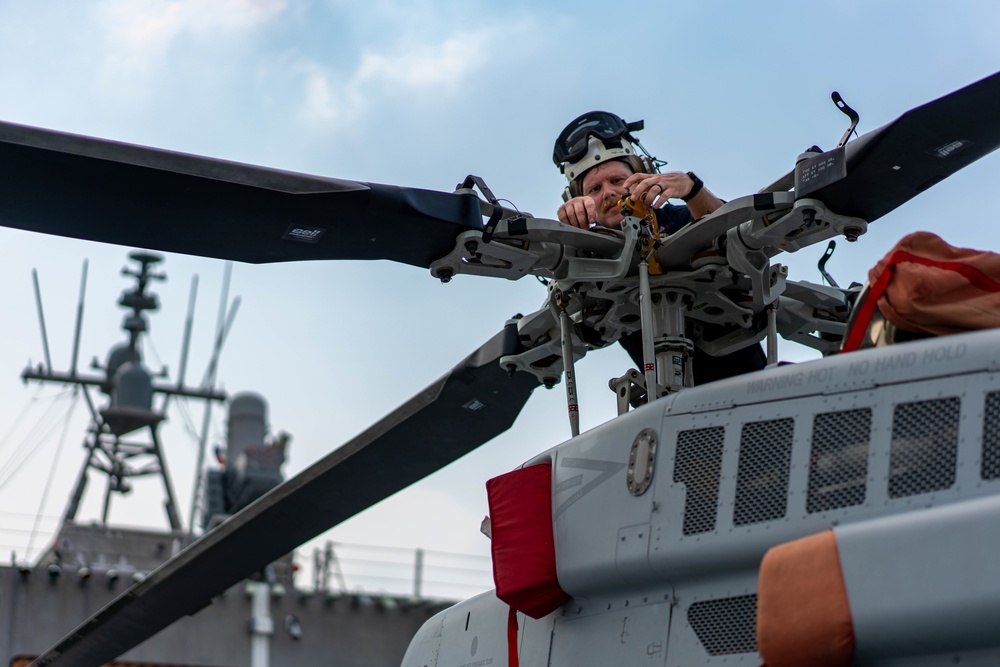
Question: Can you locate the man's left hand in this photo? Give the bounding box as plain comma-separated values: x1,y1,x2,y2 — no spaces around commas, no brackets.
622,171,697,209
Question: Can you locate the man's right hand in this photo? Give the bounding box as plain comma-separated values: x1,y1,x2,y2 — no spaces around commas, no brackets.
557,196,598,229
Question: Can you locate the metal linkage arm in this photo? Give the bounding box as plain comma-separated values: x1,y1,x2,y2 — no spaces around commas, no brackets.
553,289,581,437
498,282,613,390
498,307,566,388
430,211,639,283
655,192,796,270
775,279,859,355
431,229,558,282
736,197,869,254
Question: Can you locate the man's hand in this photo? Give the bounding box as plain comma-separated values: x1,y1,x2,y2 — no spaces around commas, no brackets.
623,171,694,209
557,195,598,229
624,171,723,219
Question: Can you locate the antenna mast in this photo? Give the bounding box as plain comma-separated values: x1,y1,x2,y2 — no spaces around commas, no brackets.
22,252,227,533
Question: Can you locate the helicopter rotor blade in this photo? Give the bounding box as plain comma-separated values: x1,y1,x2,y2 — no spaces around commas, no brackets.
654,71,1000,272
802,69,1000,223
0,120,483,267
30,327,539,667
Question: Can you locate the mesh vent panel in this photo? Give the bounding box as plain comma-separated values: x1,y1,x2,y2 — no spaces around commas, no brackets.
889,397,960,498
983,392,1000,480
807,409,871,513
688,595,758,656
674,427,725,535
734,418,793,526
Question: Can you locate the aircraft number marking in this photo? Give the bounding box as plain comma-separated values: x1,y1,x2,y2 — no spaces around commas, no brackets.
554,457,627,518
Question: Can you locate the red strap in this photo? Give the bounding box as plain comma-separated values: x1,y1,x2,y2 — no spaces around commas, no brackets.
507,606,520,667
841,261,896,353
841,250,1000,352
891,251,1000,292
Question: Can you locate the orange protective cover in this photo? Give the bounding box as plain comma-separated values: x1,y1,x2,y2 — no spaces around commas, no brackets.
871,231,1000,336
486,464,569,619
757,530,854,667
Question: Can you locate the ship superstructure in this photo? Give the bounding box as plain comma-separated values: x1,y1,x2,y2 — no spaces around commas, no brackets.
0,253,443,667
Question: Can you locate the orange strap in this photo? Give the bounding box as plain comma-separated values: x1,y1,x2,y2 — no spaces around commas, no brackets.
507,607,519,667
841,250,1000,352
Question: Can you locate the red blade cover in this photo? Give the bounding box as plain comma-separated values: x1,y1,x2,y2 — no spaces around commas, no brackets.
486,464,569,619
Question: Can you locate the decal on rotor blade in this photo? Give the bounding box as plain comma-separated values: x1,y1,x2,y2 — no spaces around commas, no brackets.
929,139,973,159
282,224,326,243
463,398,486,411
795,146,848,198
554,457,626,518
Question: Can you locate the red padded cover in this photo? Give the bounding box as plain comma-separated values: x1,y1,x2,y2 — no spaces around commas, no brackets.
486,464,569,619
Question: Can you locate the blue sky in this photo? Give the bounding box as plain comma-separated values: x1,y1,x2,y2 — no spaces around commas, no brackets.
0,0,997,597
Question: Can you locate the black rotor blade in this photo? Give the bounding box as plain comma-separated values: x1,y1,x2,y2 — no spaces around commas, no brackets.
799,70,1000,222
0,121,481,267
31,329,539,667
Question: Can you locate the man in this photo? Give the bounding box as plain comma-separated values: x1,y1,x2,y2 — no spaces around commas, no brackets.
557,152,723,230
552,111,766,385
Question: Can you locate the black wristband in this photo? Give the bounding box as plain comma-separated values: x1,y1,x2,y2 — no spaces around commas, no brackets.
681,171,704,202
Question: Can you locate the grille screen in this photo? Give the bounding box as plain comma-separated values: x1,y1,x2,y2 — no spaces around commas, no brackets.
688,595,758,655
734,418,793,526
889,397,960,498
983,391,1000,480
807,409,871,513
674,427,725,535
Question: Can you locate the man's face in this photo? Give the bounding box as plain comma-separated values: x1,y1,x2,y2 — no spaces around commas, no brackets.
580,160,632,229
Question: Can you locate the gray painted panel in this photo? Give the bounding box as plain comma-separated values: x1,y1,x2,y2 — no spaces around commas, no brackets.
550,600,670,667
837,495,1000,660
553,408,659,597
650,369,1000,583
435,592,508,667
857,645,1000,666
669,329,1000,413
666,572,760,667
516,610,555,667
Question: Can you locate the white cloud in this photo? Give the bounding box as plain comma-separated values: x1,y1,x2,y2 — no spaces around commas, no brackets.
101,0,288,50
94,0,289,96
357,33,489,89
298,26,515,128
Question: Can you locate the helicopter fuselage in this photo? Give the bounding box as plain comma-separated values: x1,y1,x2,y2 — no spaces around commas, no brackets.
404,327,1000,666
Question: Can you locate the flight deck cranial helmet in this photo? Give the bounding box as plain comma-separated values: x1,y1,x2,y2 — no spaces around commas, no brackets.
552,111,661,201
